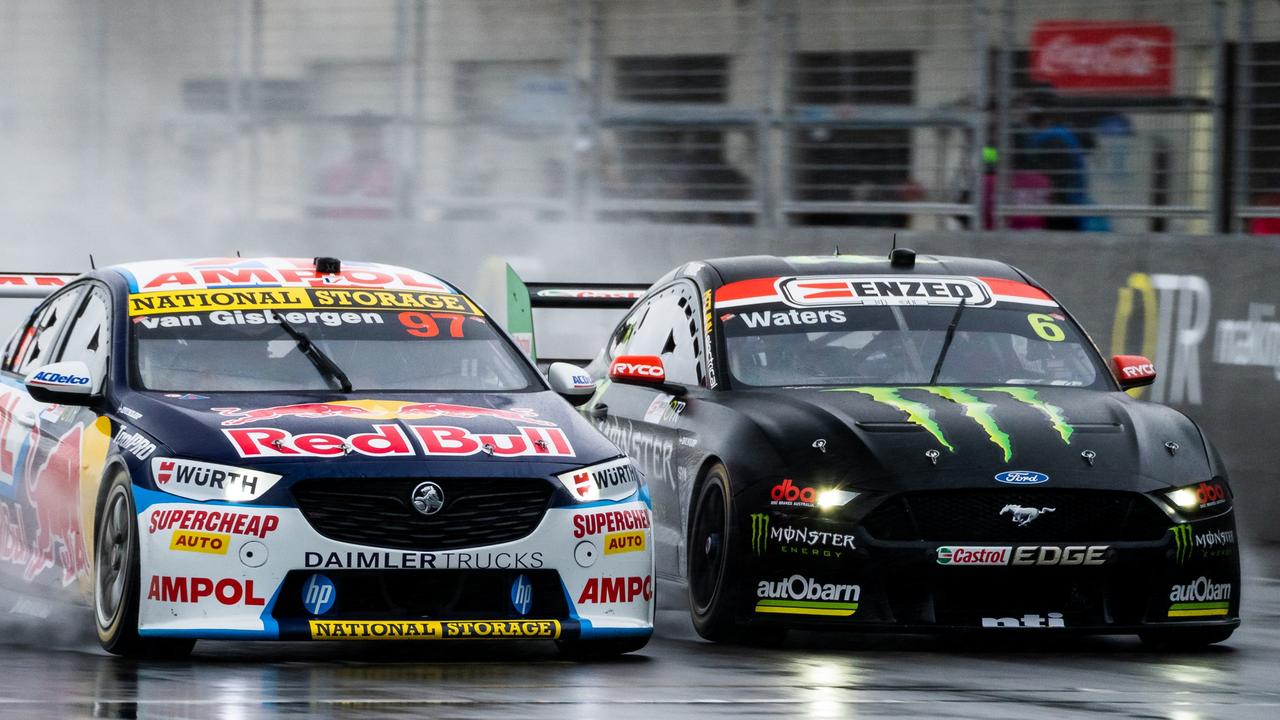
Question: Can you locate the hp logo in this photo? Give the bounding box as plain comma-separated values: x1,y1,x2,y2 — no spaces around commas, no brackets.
301,574,336,615
510,574,532,616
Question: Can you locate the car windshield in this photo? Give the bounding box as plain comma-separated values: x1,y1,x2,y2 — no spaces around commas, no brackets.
131,295,540,393
721,281,1106,389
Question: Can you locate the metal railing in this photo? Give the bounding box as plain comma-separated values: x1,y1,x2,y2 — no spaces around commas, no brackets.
2,0,1278,234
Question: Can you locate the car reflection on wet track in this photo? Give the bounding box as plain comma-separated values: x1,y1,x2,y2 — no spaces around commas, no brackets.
0,547,1277,720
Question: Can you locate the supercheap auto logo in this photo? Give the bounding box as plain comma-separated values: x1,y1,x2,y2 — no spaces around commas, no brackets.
825,386,1074,462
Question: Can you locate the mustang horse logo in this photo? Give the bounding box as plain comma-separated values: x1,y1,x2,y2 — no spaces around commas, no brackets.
1000,504,1055,527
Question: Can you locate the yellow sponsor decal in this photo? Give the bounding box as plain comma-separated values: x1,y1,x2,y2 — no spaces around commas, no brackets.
128,288,311,316
310,288,479,314
169,530,231,555
309,619,561,640
128,287,480,317
603,530,647,555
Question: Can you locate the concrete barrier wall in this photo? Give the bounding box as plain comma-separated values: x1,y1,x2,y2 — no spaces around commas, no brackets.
1,222,1273,540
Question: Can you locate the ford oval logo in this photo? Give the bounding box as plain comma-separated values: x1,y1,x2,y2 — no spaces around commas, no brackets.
995,470,1049,485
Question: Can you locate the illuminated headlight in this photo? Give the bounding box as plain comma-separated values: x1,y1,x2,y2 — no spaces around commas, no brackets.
816,489,859,509
1160,479,1231,517
149,457,282,503
556,457,641,503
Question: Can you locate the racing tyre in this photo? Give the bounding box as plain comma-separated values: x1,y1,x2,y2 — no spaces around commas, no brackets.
688,464,786,645
1138,627,1235,650
95,471,195,659
555,636,650,659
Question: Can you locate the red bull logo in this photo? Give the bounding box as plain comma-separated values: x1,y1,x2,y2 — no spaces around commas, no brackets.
213,400,552,427
24,425,88,585
224,424,575,459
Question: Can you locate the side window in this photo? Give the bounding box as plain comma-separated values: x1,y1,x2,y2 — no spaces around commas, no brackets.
607,298,651,360
57,286,111,391
15,286,84,375
620,283,704,386
1,322,28,373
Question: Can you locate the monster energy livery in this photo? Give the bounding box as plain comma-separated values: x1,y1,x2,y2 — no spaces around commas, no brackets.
519,250,1240,648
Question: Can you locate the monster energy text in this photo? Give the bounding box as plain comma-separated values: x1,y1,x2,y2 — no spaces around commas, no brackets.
750,514,856,558
1171,524,1236,565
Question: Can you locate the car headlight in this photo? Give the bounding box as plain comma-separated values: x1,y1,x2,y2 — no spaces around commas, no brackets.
556,457,641,502
1160,479,1231,518
150,457,282,503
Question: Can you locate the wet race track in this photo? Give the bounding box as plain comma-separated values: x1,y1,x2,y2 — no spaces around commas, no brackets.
0,547,1276,720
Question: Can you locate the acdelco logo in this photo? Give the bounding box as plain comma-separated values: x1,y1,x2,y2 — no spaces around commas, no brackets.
30,372,89,385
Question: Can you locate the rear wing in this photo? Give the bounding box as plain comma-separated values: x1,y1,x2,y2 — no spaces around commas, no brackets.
0,273,80,299
505,264,648,365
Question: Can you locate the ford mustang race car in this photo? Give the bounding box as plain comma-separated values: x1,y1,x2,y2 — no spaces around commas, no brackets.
0,257,653,658
524,250,1240,647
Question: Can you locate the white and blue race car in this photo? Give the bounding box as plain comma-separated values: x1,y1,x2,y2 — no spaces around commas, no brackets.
0,257,652,657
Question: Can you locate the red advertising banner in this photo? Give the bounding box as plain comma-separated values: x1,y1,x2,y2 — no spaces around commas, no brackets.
1030,21,1174,95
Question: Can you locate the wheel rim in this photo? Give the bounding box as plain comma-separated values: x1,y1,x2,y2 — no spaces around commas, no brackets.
689,477,728,614
95,486,132,630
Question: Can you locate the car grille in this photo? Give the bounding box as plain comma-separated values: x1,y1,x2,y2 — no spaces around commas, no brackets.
861,489,1170,542
292,477,554,551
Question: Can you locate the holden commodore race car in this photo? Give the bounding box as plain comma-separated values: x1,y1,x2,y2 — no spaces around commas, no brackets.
518,250,1240,647
0,257,653,658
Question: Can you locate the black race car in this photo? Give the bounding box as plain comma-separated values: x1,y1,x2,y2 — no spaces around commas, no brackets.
527,250,1240,647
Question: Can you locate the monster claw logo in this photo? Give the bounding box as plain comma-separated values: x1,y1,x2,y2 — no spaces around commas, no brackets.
921,387,1011,463
750,513,769,555
1171,524,1193,565
840,388,954,452
830,386,1074,462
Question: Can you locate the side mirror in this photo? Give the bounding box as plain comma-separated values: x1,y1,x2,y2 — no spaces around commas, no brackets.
1112,354,1156,390
547,362,596,407
25,360,101,406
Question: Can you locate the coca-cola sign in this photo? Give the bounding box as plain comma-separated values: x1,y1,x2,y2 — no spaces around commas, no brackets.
1030,21,1174,95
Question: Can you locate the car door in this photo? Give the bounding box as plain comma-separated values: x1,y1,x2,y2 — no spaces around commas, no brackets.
0,283,86,588
42,284,117,590
589,281,705,576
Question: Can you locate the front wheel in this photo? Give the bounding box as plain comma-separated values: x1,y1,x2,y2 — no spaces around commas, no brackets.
95,471,195,658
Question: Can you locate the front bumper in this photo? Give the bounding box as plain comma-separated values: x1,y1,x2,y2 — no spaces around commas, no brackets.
740,505,1241,634
132,486,655,642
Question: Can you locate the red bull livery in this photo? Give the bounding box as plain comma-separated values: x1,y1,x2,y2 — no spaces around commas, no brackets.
0,257,652,658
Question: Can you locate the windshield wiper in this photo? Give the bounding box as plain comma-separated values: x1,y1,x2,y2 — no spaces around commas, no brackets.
274,316,353,393
928,297,966,385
